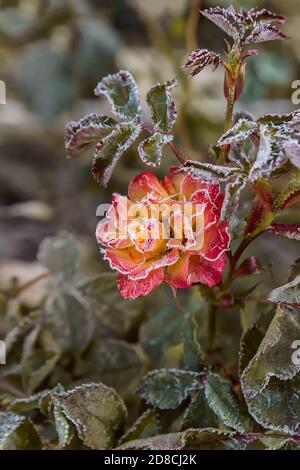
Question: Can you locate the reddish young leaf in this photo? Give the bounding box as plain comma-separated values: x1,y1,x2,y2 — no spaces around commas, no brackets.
234,257,263,277
182,49,221,78
267,223,300,241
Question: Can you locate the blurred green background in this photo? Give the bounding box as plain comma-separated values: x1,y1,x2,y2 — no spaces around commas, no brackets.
0,0,299,301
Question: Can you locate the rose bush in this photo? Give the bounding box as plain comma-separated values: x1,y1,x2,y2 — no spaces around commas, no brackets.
96,168,230,299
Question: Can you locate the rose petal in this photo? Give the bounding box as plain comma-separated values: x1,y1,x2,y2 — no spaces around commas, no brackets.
128,248,179,280
128,172,168,202
165,253,191,288
202,221,230,261
118,268,164,299
104,247,145,275
96,220,132,249
189,254,227,287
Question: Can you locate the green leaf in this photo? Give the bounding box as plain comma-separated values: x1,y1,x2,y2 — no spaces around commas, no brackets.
138,133,173,167
65,114,117,159
118,409,160,445
139,305,184,361
92,121,141,187
21,350,60,394
37,232,80,281
179,160,237,182
241,306,300,402
221,174,247,221
0,412,42,450
181,312,206,372
247,375,300,435
182,388,219,430
204,373,254,433
42,291,93,355
217,119,258,147
53,405,75,448
274,170,300,211
267,277,300,306
146,79,177,132
79,272,144,339
94,70,141,121
79,339,145,397
52,383,127,449
118,428,252,450
138,369,203,409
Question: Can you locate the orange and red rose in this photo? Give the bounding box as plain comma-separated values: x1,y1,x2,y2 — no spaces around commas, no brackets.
96,168,230,299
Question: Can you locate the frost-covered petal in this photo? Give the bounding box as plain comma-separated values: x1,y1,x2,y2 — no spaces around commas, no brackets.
118,268,164,299
202,221,230,261
128,172,168,202
104,248,145,275
189,254,227,287
165,253,191,288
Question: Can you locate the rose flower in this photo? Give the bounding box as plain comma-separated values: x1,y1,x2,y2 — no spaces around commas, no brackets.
96,168,230,299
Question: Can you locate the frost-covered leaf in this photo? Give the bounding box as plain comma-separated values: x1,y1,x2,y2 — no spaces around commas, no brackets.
202,7,242,41
21,350,60,394
118,428,252,450
182,388,219,430
221,174,247,221
284,140,300,169
92,121,141,187
138,369,203,409
181,312,206,372
248,375,300,435
183,49,221,77
65,114,116,159
42,291,93,355
240,305,300,434
202,6,287,45
37,232,80,281
118,409,159,445
52,383,127,449
79,339,145,397
94,70,141,121
274,170,300,210
0,412,42,450
146,79,177,132
138,133,173,167
267,223,300,241
268,277,300,306
53,405,75,448
204,373,253,433
241,306,300,402
179,160,238,182
79,272,144,339
245,24,287,44
217,119,258,147
249,130,282,181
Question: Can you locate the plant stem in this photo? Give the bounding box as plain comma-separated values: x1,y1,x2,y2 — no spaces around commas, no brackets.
9,272,50,299
168,141,187,165
224,86,235,131
207,303,217,349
